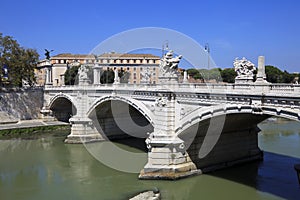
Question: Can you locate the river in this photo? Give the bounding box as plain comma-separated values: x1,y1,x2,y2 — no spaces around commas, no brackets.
1,118,300,200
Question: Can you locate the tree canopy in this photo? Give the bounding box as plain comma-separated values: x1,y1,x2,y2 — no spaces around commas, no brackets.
265,65,296,83
220,68,236,83
64,65,80,85
0,33,39,87
186,65,296,84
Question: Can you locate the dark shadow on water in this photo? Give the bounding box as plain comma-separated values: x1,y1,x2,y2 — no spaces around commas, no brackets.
111,136,148,152
209,152,300,200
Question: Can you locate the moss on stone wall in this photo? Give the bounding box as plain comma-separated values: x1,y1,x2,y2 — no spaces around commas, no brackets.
0,125,70,139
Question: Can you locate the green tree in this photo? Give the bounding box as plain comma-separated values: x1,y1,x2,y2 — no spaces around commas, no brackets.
282,70,295,83
0,33,39,87
119,69,130,83
265,65,295,83
100,69,114,84
64,65,80,85
221,68,236,83
208,68,222,82
187,68,201,79
265,65,282,83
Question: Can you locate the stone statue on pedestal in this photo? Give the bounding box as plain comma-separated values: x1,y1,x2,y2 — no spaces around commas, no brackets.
140,67,151,84
158,50,182,84
233,57,256,83
44,49,53,60
78,65,88,80
160,50,182,75
78,65,90,85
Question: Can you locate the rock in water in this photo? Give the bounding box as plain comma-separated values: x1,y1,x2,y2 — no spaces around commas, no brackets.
129,190,160,200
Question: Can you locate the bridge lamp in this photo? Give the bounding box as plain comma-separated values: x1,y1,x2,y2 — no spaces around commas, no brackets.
295,164,300,185
204,43,210,80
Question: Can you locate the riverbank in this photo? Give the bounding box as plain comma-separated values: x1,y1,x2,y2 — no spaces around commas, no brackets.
0,119,70,139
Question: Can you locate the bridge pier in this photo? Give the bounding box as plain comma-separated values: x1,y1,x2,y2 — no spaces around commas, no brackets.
139,135,199,180
139,92,199,180
64,117,104,143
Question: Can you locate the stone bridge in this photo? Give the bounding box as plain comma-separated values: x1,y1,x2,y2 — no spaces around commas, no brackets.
41,55,300,179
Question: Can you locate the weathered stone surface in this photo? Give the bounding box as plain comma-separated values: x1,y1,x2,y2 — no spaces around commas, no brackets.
0,88,43,120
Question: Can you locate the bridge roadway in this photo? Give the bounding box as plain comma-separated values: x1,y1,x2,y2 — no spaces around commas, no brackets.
42,82,300,179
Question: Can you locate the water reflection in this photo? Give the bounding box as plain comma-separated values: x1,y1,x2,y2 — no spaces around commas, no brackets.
210,152,300,200
1,118,300,200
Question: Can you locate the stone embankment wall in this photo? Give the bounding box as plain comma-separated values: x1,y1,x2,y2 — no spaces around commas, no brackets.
0,88,44,121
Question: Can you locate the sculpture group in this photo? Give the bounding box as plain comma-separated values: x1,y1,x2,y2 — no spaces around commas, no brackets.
160,50,182,75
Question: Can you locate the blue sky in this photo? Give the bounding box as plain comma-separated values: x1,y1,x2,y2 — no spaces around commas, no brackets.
1,0,300,72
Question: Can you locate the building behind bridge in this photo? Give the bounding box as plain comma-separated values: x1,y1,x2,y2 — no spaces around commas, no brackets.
36,52,161,86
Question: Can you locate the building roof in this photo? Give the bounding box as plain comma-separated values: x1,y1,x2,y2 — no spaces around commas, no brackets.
98,53,160,59
51,53,93,59
50,52,160,59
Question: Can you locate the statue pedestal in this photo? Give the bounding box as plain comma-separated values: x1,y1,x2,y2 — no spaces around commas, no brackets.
79,79,90,86
158,75,179,85
235,76,254,84
255,77,269,84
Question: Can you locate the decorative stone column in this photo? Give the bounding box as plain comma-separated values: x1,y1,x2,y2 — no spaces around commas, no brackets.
183,71,188,83
113,69,120,84
93,64,101,85
255,56,269,84
60,74,65,86
139,92,198,180
45,62,53,85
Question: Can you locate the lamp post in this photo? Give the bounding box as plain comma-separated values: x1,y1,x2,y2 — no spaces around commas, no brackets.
205,43,210,81
295,164,300,185
162,40,169,57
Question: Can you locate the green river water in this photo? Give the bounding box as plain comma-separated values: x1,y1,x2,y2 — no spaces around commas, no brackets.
1,118,300,200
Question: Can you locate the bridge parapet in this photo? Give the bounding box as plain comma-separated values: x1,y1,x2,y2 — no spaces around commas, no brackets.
45,82,300,95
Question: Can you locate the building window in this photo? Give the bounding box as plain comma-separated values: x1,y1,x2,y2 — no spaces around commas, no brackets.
133,73,137,79
133,81,136,84
127,67,130,70
133,67,136,71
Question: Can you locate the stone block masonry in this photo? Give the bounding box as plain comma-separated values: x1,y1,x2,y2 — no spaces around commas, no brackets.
0,88,44,121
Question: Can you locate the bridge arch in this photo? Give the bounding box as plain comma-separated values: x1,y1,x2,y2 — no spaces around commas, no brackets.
176,104,300,172
87,95,155,125
87,95,154,147
176,104,300,136
48,93,77,122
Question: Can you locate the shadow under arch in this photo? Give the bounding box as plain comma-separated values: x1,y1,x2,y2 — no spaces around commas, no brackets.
178,112,269,172
176,104,300,140
49,94,77,122
87,95,154,152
